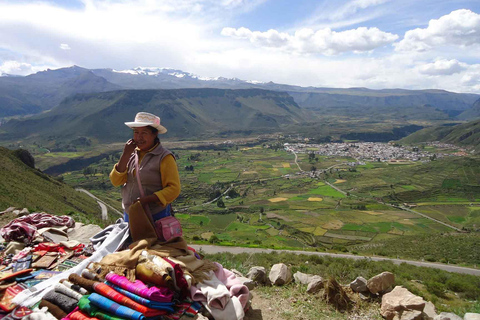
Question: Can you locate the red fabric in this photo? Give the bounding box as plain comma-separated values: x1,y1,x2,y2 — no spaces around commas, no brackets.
0,213,74,244
34,243,66,254
92,283,166,317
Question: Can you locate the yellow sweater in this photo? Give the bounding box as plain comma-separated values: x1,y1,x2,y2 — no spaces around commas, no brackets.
109,147,181,207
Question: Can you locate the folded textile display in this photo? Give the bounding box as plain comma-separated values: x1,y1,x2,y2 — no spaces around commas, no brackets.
104,273,173,303
43,290,78,313
78,296,126,320
60,280,89,295
69,273,97,292
12,220,130,307
92,282,166,317
54,283,83,301
38,299,67,319
87,293,146,320
69,309,101,320
104,282,175,313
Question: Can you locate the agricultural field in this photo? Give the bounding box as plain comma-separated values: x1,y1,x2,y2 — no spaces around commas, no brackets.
52,140,480,263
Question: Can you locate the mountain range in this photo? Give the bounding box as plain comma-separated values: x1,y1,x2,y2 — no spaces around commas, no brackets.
1,66,479,119
1,66,480,145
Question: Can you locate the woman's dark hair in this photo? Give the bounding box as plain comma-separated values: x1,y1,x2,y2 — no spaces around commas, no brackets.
147,126,160,143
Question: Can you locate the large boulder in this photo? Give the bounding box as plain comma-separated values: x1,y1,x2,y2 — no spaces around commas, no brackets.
246,266,267,284
423,301,437,320
368,271,395,294
350,276,368,293
434,313,462,320
381,286,426,320
306,276,325,294
464,314,480,320
294,271,316,285
268,263,292,286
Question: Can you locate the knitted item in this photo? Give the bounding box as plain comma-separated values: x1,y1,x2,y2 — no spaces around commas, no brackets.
68,274,98,292
39,299,67,319
105,273,173,303
43,291,78,313
92,283,166,317
54,283,83,301
59,280,89,295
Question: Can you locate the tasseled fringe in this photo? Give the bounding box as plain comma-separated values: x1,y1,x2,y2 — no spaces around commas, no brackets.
190,259,219,285
88,262,136,282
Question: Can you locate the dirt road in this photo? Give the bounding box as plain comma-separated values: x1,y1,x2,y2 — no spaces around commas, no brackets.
190,244,480,276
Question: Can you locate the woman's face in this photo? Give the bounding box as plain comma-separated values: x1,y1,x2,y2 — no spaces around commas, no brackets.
133,126,157,151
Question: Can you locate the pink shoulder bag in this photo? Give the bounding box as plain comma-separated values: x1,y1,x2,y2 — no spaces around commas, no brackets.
134,153,182,242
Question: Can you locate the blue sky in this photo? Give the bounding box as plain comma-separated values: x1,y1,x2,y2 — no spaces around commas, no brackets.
0,0,479,92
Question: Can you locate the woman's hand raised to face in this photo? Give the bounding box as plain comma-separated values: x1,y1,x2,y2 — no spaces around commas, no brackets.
116,139,137,172
123,139,137,156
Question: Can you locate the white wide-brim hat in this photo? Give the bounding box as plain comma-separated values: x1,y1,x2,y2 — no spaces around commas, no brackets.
125,112,167,134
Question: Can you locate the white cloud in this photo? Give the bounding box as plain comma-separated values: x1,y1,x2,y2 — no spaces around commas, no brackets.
221,26,398,55
395,9,480,52
417,59,467,76
60,44,71,50
0,60,37,75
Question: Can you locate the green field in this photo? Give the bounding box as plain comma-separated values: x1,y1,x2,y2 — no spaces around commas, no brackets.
49,140,480,265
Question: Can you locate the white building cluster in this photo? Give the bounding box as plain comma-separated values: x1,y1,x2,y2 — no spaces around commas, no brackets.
284,142,462,162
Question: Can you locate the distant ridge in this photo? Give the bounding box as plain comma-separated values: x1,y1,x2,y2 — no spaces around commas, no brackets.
0,65,479,118
399,119,480,152
0,88,307,142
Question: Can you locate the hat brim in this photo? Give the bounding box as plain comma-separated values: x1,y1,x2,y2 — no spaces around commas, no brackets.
125,121,167,134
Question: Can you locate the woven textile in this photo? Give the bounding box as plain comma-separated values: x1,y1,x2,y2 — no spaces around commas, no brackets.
77,296,126,320
92,283,166,317
70,310,101,320
87,293,145,320
104,282,174,313
104,273,173,303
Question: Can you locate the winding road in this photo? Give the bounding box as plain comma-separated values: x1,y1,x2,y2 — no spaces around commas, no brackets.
190,244,480,276
76,188,123,220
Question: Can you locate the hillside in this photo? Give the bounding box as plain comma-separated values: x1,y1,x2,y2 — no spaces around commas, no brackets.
0,147,101,221
399,119,480,151
0,88,308,143
457,97,480,120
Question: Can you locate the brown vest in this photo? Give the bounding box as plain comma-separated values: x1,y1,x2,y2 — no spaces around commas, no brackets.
121,143,172,215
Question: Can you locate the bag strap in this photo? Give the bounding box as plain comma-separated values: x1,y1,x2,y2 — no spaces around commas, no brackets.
134,152,155,227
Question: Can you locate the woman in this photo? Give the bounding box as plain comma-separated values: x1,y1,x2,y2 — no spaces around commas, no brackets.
109,112,180,222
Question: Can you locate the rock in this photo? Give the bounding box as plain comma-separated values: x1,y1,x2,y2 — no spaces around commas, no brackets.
423,301,437,320
247,266,267,284
236,276,256,290
294,271,316,284
350,276,368,293
381,286,426,320
17,208,29,217
434,313,462,320
464,313,480,320
0,207,16,215
368,271,395,294
393,310,423,320
268,263,292,286
306,276,325,294
231,269,244,277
